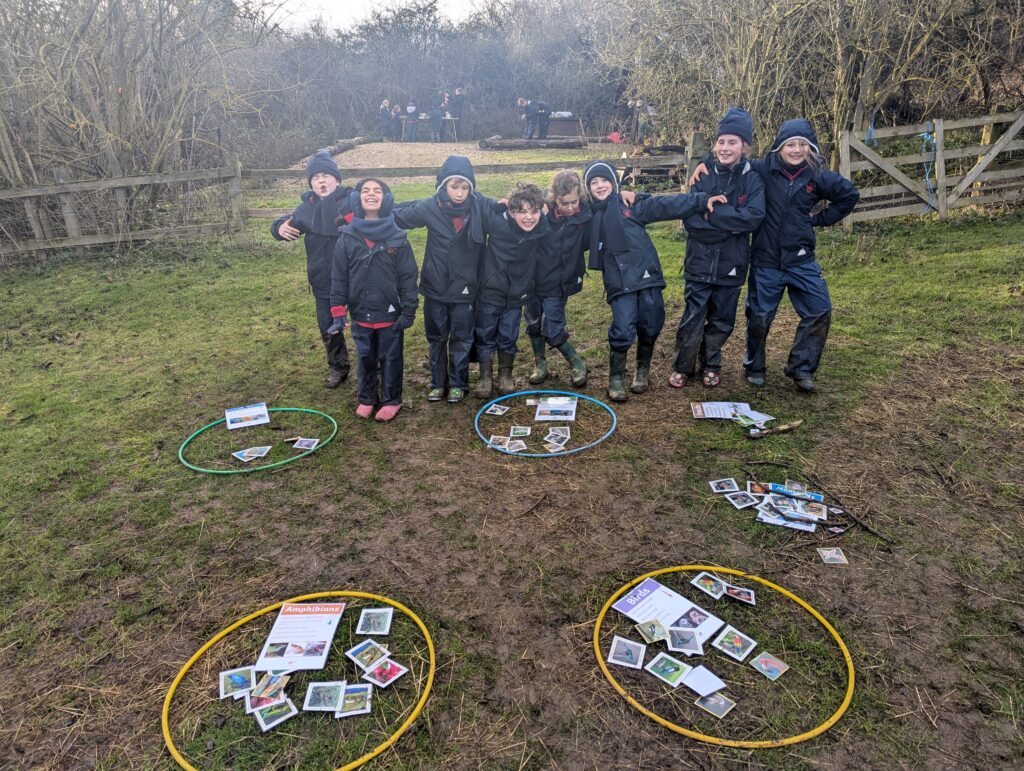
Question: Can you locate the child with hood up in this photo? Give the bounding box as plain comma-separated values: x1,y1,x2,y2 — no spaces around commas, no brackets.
393,156,491,403
328,178,419,422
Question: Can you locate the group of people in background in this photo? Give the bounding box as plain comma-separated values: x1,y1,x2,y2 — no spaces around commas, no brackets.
378,88,465,143
272,107,859,423
516,97,550,139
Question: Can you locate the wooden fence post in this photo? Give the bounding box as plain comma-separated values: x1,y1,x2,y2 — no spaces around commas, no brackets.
934,119,947,219
684,131,705,191
226,154,245,240
54,166,83,255
839,130,853,233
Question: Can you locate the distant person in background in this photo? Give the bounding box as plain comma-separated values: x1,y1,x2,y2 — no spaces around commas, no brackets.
450,87,465,121
535,100,550,139
390,104,403,141
405,100,418,141
429,99,444,142
517,97,536,139
378,99,391,139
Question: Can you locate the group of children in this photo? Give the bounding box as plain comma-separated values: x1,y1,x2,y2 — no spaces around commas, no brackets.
272,108,859,421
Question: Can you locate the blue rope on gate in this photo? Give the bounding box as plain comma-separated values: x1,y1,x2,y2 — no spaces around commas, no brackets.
864,110,880,147
918,121,936,213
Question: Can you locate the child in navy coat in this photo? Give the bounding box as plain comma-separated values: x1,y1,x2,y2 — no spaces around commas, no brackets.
270,152,354,388
329,179,419,421
670,108,765,389
584,161,723,402
394,156,490,403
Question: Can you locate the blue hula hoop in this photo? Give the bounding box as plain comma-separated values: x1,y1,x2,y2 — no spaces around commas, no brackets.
474,389,617,458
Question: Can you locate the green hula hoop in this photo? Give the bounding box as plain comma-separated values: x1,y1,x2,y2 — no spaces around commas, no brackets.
178,407,338,475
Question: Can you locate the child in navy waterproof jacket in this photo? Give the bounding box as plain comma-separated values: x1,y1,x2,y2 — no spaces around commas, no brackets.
394,156,491,404
473,182,550,398
270,152,354,389
584,161,722,402
328,178,419,422
744,119,858,391
524,170,592,388
670,108,765,389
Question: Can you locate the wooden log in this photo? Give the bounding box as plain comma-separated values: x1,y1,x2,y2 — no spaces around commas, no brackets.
477,137,587,150
298,137,365,166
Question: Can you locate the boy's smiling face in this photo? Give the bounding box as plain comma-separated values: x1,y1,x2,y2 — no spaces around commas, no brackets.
588,176,614,201
714,134,743,167
310,172,339,197
445,178,472,205
510,204,541,231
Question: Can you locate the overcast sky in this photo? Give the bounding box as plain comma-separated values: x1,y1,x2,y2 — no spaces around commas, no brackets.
272,0,482,31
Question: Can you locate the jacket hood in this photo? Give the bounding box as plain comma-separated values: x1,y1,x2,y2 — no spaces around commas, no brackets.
771,119,820,155
436,155,476,193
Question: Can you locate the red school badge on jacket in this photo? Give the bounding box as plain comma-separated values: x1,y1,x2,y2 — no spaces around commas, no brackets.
805,182,815,194
622,207,632,218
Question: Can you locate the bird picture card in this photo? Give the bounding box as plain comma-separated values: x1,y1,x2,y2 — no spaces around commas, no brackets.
645,652,692,687
749,652,789,681
690,572,728,600
711,626,757,662
606,635,646,669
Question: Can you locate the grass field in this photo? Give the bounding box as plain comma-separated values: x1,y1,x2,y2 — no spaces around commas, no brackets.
1,148,1023,769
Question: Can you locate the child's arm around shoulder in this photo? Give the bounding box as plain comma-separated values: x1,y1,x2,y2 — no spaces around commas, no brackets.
812,170,859,227
393,196,431,230
631,190,715,225
706,168,766,233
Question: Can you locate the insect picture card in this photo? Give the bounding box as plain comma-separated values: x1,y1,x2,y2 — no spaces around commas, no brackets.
711,626,757,662
302,681,346,712
709,478,740,494
644,652,692,687
489,435,510,448
542,443,563,453
484,404,510,416
749,652,790,681
634,619,669,644
242,445,272,459
356,607,394,635
690,572,728,600
784,479,805,493
817,546,849,565
680,665,727,697
292,437,319,450
346,639,390,671
254,697,299,732
746,480,769,495
505,439,528,453
724,492,759,510
606,635,646,669
509,426,531,437
548,426,570,438
232,450,260,462
335,683,374,717
694,692,736,719
723,584,756,606
363,658,408,688
666,627,704,656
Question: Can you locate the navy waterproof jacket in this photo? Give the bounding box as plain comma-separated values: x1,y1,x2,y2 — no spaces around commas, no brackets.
682,160,765,286
589,192,710,302
536,203,591,298
477,205,551,309
394,193,493,304
330,230,419,326
749,155,858,269
271,187,353,298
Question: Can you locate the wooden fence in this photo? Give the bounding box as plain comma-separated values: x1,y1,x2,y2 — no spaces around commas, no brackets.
839,110,1024,231
0,155,687,260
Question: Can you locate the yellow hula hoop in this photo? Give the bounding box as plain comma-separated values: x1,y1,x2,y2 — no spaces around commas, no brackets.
162,591,436,770
593,566,855,749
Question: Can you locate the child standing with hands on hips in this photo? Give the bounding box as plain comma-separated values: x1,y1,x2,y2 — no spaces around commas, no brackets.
670,108,765,389
584,161,725,402
329,179,419,422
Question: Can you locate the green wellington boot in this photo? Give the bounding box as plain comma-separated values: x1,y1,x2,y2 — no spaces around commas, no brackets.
527,336,549,384
497,351,517,395
631,342,655,394
474,359,494,399
557,340,588,387
607,349,628,402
